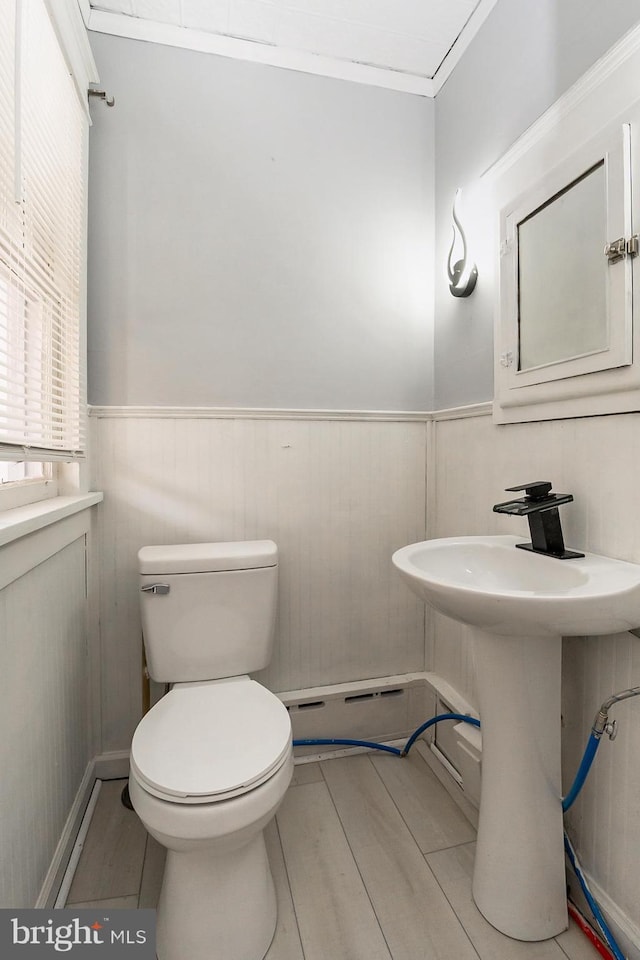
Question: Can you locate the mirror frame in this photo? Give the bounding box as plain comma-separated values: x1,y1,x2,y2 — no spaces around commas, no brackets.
497,121,632,401
487,26,640,424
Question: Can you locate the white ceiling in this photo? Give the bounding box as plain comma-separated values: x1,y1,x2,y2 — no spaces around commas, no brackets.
85,0,498,97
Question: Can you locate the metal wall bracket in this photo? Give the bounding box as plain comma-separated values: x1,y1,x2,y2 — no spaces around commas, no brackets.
88,88,115,108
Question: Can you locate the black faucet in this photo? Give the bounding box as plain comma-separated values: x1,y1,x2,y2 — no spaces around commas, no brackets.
493,481,584,559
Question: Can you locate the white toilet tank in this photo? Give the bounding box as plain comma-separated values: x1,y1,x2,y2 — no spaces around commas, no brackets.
138,540,278,683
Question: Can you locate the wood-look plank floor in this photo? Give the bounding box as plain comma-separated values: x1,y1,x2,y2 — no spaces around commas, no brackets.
65,754,601,960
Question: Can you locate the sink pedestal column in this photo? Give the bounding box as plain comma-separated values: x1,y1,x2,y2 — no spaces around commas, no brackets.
471,629,567,941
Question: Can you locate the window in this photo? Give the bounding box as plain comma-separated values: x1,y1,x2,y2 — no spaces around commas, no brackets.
0,0,94,505
0,461,45,483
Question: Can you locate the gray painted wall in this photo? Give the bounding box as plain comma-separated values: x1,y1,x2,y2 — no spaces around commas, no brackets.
88,4,640,413
87,33,435,411
433,0,640,409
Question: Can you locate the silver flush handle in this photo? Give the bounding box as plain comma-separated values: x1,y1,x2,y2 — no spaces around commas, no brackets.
140,583,170,595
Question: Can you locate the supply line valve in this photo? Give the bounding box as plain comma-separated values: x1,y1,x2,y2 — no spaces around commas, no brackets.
591,685,640,739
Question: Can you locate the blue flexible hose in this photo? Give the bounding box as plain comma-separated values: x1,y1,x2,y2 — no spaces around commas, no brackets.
562,732,601,812
292,712,481,758
401,712,480,756
564,833,625,960
291,738,402,756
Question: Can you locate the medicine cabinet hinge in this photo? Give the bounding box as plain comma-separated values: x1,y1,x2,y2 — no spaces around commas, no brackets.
605,235,639,264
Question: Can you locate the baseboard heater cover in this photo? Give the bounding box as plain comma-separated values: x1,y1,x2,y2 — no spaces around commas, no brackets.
279,672,482,806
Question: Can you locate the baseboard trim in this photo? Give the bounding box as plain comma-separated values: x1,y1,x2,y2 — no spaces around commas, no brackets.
293,738,406,764
35,760,96,908
94,750,131,780
415,740,479,829
54,781,103,909
569,870,640,960
279,672,430,703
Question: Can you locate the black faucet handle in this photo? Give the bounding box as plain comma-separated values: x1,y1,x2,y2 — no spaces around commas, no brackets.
505,481,553,501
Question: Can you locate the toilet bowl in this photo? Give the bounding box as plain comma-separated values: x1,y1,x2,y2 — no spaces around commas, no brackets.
130,675,293,960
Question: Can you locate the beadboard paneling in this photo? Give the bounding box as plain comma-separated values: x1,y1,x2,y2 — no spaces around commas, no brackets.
91,413,427,752
562,631,640,943
431,411,640,695
432,409,640,945
0,537,90,907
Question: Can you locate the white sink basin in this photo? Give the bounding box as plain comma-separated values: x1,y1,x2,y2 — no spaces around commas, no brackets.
392,534,640,637
392,533,640,941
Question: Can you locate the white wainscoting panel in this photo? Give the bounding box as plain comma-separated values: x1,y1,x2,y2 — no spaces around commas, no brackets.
0,537,90,907
562,631,640,949
91,413,428,753
432,408,640,948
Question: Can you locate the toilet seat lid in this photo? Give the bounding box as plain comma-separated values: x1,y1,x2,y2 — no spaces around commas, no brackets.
131,678,292,802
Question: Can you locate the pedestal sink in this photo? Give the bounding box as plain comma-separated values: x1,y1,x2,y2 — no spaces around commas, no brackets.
392,535,640,942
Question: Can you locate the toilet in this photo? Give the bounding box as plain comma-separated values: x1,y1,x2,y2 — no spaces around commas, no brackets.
128,540,293,960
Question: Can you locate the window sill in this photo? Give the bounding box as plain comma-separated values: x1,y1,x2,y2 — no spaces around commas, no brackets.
0,493,103,548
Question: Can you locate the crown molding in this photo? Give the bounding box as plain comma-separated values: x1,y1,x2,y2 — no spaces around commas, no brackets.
83,1,503,99
75,0,91,27
430,0,499,96
86,10,436,98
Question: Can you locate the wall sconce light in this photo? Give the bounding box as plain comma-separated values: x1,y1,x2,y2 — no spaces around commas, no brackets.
447,188,478,298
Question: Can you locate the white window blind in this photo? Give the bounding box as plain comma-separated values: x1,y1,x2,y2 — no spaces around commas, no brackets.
0,0,87,461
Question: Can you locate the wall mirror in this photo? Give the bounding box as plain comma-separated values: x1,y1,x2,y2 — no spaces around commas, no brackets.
494,118,636,422
490,35,640,424
517,160,608,373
